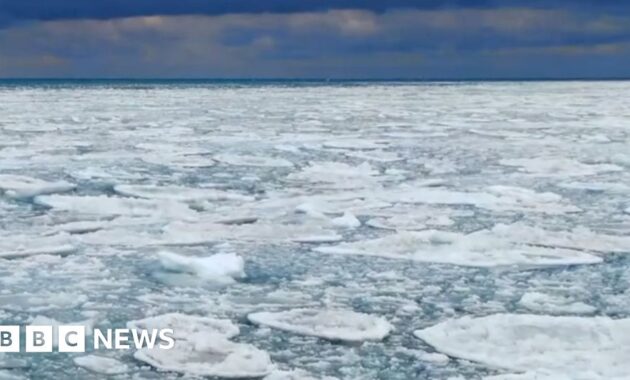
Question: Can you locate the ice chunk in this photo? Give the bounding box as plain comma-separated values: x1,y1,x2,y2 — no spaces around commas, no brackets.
287,162,379,189
214,154,294,167
491,223,630,254
345,150,402,163
0,175,75,199
331,212,361,229
130,313,271,378
248,309,393,342
384,185,579,214
315,230,602,268
128,313,240,340
73,355,128,375
114,184,253,202
519,292,597,315
54,220,107,234
265,369,338,380
160,221,340,245
0,371,25,380
35,195,196,218
0,292,87,312
292,234,343,244
134,338,274,378
323,139,385,150
414,314,630,379
0,234,76,259
499,157,622,177
157,251,245,284
558,181,630,193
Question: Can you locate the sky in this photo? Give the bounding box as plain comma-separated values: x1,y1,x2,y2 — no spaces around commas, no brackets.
0,0,628,79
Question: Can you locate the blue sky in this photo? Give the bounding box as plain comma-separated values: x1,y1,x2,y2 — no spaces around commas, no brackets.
0,0,628,78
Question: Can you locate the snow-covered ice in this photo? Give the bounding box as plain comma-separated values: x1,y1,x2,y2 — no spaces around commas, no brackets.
156,251,245,284
248,309,393,342
2,81,630,379
414,314,630,380
129,313,272,378
73,355,128,375
0,175,75,198
315,229,602,267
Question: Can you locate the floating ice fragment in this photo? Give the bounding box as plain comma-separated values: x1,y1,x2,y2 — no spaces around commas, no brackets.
128,313,240,340
0,175,75,199
315,229,602,267
157,252,245,284
287,162,379,189
499,157,622,177
414,314,630,379
35,195,196,219
129,313,272,378
518,292,596,315
558,181,630,193
248,309,393,342
323,139,385,150
134,338,274,378
0,234,76,259
73,355,128,375
331,212,361,229
114,184,253,202
214,154,294,168
265,369,338,380
491,223,630,254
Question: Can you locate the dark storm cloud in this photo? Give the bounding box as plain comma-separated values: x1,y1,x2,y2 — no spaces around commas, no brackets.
0,1,629,78
0,0,628,25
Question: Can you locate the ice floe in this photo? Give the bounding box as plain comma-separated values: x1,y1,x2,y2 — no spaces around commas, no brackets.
558,181,630,193
157,251,245,284
114,184,254,202
73,355,128,375
35,195,197,219
414,314,630,380
491,223,630,254
129,313,273,378
0,174,75,198
383,185,580,214
248,309,393,342
331,212,361,229
287,162,379,189
160,220,341,245
518,292,596,315
499,157,623,177
128,313,240,340
214,154,294,168
0,234,76,259
315,229,602,267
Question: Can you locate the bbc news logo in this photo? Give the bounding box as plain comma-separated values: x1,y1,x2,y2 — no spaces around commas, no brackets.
0,326,175,353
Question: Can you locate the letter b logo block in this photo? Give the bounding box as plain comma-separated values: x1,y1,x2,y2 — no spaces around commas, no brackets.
0,326,20,352
26,326,53,352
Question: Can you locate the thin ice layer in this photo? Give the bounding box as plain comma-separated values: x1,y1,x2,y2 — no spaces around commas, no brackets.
248,309,393,342
414,314,630,380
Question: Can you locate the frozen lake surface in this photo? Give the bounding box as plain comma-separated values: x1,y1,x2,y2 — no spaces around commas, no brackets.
1,81,629,379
